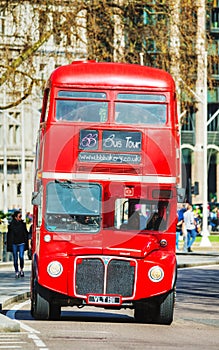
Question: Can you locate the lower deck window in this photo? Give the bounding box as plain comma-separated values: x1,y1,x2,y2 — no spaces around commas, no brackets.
114,199,169,231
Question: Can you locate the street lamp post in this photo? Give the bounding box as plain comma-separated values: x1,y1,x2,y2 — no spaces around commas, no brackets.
3,113,8,214
200,52,211,247
21,104,26,220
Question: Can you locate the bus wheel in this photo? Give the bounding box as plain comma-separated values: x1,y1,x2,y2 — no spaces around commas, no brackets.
32,290,50,320
49,304,61,320
156,289,175,325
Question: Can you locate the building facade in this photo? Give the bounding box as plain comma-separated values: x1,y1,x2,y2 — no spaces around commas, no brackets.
0,3,87,214
180,0,219,204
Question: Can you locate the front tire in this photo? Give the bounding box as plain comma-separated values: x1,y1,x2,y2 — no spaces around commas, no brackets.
134,289,175,325
32,282,61,320
32,289,50,320
156,289,175,325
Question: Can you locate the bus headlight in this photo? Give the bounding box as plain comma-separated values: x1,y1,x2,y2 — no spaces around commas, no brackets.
148,266,164,282
47,261,63,277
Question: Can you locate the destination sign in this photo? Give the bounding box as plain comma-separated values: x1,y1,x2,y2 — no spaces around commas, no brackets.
79,130,98,150
79,129,142,164
79,130,142,152
102,131,142,152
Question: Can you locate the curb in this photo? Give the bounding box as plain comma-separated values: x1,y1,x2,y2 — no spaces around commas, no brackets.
0,313,20,332
0,291,31,311
0,292,30,333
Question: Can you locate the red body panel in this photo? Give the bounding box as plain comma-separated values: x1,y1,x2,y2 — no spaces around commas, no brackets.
49,61,175,92
32,61,179,309
42,125,177,177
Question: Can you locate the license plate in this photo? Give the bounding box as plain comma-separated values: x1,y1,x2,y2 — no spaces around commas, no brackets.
87,295,121,305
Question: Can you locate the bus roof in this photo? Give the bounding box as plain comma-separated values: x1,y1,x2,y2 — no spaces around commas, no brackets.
48,60,175,91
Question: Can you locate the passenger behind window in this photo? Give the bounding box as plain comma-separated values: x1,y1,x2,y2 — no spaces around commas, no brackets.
146,212,162,231
120,212,140,230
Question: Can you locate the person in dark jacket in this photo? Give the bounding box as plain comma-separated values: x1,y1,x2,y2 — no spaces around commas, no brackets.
7,210,28,278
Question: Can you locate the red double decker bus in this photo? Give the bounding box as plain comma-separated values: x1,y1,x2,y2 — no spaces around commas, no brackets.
31,60,180,324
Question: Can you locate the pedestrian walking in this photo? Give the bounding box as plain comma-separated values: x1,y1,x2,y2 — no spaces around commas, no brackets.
176,203,187,252
6,210,28,278
183,204,197,252
27,223,32,260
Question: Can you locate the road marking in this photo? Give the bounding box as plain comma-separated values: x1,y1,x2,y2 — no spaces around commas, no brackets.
0,347,23,349
6,300,49,349
0,333,28,349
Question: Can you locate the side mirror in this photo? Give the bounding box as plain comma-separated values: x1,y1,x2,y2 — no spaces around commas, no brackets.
32,191,41,206
177,188,186,203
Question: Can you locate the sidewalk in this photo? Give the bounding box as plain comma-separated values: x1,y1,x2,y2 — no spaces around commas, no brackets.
0,259,31,332
1,249,219,332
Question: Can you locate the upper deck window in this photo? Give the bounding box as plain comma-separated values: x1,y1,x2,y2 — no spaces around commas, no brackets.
117,93,166,102
56,91,108,122
115,93,167,125
58,91,106,99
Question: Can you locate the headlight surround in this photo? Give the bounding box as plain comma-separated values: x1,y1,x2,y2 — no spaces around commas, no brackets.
47,261,63,277
148,266,164,282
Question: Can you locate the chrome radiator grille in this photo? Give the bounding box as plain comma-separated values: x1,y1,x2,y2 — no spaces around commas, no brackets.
75,257,135,297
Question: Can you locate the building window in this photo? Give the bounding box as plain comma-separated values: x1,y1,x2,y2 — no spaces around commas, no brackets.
181,105,196,132
208,102,219,131
7,112,21,145
0,125,2,147
0,11,6,35
17,182,21,195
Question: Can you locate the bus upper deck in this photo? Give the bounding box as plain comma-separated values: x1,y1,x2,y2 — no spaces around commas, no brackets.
39,61,179,180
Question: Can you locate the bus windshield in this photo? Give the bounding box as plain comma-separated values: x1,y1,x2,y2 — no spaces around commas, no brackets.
45,181,101,233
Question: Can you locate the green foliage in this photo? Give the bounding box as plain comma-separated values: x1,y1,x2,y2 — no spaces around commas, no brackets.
0,0,216,113
0,211,12,220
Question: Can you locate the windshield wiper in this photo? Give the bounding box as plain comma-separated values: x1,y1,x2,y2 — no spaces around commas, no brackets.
55,179,94,189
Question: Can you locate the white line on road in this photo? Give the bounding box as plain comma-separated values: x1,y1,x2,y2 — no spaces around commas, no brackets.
6,300,49,349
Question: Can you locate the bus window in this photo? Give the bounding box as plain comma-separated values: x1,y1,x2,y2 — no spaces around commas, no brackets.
115,93,166,125
115,102,166,125
58,91,106,99
56,100,108,122
45,181,101,233
55,91,108,122
115,199,168,231
117,93,166,102
40,89,50,123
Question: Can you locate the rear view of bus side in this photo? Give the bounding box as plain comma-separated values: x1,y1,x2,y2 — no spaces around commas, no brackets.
31,61,180,325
